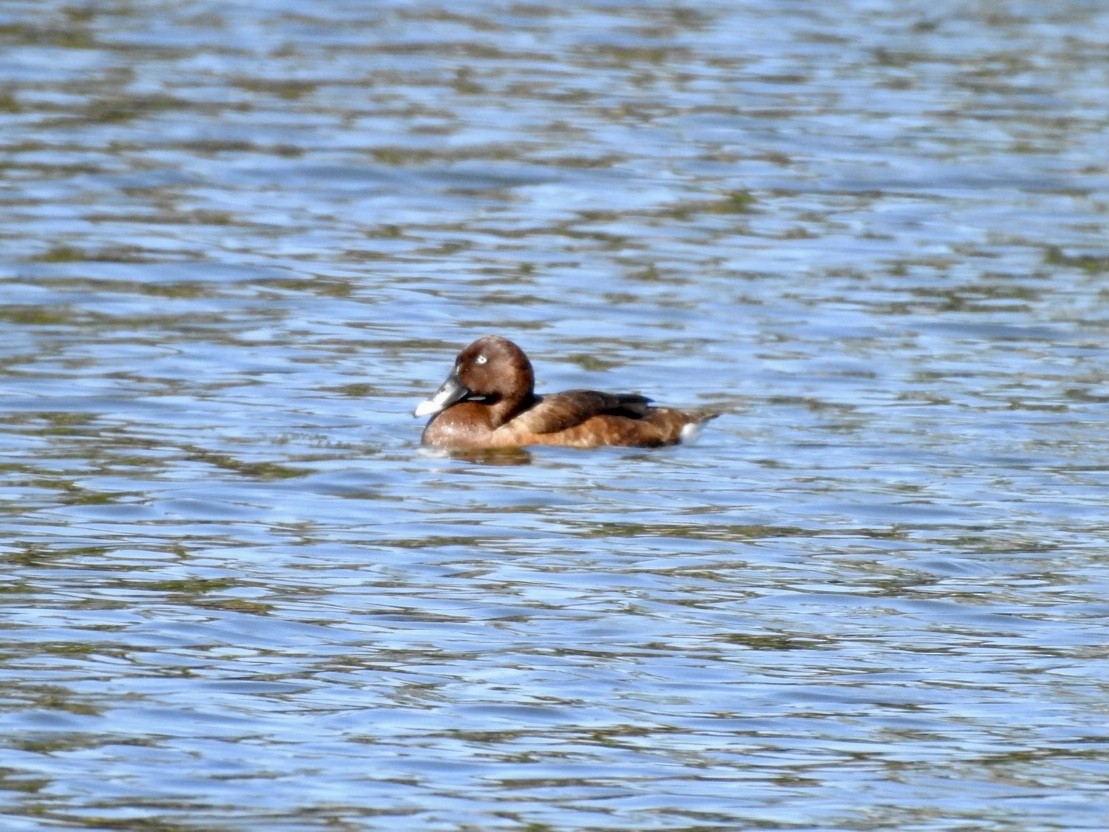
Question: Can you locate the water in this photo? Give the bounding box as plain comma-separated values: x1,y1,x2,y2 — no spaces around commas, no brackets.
0,1,1105,830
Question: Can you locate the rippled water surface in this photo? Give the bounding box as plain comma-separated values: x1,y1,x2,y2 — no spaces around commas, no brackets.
1,1,1106,830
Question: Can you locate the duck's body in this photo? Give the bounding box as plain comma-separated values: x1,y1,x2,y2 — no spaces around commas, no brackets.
414,336,717,450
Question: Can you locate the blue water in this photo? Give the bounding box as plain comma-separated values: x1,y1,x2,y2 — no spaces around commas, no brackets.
0,1,1105,830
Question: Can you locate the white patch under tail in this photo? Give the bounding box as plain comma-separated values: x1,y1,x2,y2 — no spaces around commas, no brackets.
679,421,704,444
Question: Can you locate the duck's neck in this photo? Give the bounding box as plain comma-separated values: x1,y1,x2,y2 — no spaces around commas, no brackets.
488,391,536,428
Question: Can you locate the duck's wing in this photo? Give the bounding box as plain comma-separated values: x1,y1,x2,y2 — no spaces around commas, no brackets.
510,390,652,435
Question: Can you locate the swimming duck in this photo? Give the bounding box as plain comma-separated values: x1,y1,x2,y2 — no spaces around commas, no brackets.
414,335,718,449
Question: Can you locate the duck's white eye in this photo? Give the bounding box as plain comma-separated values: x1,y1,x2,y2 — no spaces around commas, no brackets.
474,354,488,365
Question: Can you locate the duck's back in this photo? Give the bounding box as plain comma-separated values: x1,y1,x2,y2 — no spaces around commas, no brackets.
498,391,715,448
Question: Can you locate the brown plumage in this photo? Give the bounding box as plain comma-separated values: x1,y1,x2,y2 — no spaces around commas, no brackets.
414,335,719,449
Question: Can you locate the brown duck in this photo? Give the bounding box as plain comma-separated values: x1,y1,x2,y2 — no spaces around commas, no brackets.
414,335,718,449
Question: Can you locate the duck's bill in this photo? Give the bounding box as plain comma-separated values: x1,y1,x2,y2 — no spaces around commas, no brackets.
413,373,470,418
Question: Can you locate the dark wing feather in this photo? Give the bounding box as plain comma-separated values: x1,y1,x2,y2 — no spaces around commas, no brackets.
512,390,653,435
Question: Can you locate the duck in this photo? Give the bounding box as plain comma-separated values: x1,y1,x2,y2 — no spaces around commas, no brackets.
414,335,718,449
